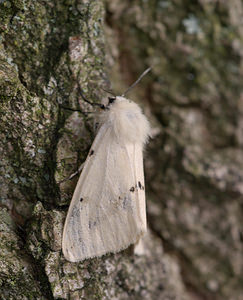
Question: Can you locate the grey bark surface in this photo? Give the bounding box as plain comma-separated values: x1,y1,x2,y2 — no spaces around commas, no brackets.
0,0,242,299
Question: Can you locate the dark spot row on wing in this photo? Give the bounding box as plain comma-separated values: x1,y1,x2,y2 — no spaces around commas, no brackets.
129,181,144,193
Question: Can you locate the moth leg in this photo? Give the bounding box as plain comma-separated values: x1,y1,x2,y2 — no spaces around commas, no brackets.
58,163,84,183
59,105,94,115
133,236,146,256
77,162,84,173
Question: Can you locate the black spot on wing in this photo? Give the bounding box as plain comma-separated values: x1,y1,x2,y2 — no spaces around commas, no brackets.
138,181,145,190
89,150,94,156
80,197,83,202
130,187,135,192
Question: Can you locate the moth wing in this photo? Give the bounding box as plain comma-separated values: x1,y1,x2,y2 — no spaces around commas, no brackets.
62,124,146,262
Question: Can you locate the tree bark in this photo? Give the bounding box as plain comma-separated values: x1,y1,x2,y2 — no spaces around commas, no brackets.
0,0,242,299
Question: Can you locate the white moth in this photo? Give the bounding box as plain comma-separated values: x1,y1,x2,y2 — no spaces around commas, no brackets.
62,96,150,262
62,66,152,262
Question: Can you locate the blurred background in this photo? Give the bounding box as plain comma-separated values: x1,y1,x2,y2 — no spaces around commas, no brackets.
0,0,242,299
105,1,243,299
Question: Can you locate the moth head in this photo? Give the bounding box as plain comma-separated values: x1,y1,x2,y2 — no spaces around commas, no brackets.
106,96,127,110
108,96,116,105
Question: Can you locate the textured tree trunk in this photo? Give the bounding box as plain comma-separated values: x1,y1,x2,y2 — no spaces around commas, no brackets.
0,0,242,299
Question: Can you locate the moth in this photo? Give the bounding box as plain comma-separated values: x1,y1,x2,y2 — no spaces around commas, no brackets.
62,68,151,262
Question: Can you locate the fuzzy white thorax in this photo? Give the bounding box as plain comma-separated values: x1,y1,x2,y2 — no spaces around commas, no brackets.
100,96,150,145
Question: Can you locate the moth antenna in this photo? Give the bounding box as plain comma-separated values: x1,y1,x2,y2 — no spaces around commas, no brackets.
77,82,105,109
59,105,93,114
101,87,116,97
121,67,152,97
